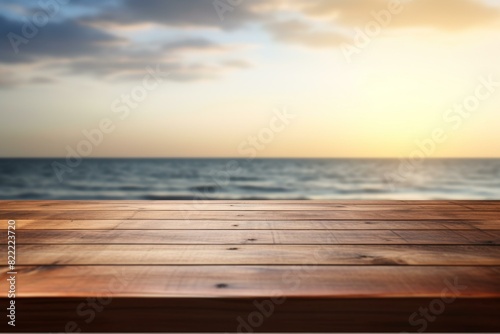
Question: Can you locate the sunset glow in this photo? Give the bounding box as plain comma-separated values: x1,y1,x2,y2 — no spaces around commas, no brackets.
1,0,500,157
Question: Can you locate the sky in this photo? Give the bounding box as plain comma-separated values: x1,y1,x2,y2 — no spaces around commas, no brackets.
1,0,500,158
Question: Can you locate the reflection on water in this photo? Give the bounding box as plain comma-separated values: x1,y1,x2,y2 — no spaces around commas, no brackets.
0,158,499,200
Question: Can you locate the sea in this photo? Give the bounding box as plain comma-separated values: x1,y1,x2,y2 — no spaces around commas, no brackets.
0,158,499,200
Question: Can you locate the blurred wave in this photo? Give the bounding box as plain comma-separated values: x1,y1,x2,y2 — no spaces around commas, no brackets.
0,158,499,200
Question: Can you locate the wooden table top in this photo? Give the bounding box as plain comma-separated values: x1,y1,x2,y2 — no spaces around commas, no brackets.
1,200,499,332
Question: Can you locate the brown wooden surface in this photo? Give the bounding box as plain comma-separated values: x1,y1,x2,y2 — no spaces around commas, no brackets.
12,219,500,230
3,229,500,244
3,244,500,265
2,209,500,220
0,200,499,332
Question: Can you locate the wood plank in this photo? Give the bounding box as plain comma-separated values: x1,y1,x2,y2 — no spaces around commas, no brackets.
2,265,499,298
3,244,500,265
457,230,500,244
137,209,500,220
2,209,499,220
3,229,499,244
393,230,500,245
1,202,480,211
14,219,500,230
3,202,499,211
3,199,499,206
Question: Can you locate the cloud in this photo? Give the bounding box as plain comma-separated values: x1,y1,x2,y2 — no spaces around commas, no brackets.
255,0,500,48
2,0,499,88
67,59,251,83
294,0,500,31
0,8,251,85
60,37,251,82
0,67,22,88
0,66,55,88
162,38,230,53
266,19,349,48
0,15,121,63
395,0,500,30
29,76,56,84
220,59,252,69
88,0,263,29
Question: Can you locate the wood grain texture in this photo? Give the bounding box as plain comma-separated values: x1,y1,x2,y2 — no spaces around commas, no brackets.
3,229,499,245
2,209,500,220
13,219,500,230
135,209,500,220
0,202,481,211
1,265,499,298
2,244,500,265
1,200,499,332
